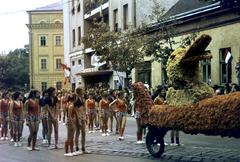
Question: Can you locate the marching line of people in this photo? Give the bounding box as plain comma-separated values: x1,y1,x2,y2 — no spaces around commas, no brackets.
0,81,191,157
0,85,148,157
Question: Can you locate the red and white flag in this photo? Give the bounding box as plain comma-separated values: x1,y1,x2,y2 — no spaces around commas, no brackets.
224,50,233,64
60,63,71,85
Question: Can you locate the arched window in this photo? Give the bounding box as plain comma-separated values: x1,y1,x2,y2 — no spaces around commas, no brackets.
39,20,47,24
54,19,62,23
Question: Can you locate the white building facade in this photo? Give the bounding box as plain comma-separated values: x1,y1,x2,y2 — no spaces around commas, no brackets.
63,0,177,90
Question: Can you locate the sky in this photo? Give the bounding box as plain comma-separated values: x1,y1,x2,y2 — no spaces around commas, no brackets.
0,0,61,54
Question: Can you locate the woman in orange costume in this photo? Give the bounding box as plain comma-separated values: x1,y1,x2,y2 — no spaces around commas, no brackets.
99,91,110,136
85,92,95,133
9,91,24,147
110,91,127,140
0,91,10,140
24,90,41,151
64,93,76,157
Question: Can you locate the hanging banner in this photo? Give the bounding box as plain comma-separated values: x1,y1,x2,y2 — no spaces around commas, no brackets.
91,54,106,67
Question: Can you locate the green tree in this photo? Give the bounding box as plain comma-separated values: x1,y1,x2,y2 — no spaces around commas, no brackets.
84,21,145,86
142,0,198,84
0,48,29,90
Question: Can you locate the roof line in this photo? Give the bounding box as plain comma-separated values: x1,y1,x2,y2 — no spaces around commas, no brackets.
151,2,221,28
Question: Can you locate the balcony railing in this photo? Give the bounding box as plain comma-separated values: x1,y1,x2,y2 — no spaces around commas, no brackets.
84,0,108,14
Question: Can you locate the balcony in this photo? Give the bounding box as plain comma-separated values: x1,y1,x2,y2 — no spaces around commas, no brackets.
84,0,109,20
84,0,108,14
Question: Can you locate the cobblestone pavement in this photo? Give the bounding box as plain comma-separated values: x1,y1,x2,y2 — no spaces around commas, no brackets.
84,132,240,162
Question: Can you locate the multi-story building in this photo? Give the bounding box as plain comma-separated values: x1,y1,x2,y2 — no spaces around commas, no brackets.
27,2,68,91
142,0,240,88
64,0,177,90
65,0,240,90
65,0,124,90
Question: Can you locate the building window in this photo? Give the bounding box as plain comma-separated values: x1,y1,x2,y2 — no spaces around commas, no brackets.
137,61,151,87
72,0,75,15
41,82,47,91
72,29,76,47
201,56,211,85
78,26,81,46
133,0,136,28
55,36,61,46
220,48,232,84
78,59,81,65
56,81,62,90
113,9,118,32
40,36,46,46
77,3,80,12
40,58,47,70
72,60,75,66
56,58,62,70
123,4,128,30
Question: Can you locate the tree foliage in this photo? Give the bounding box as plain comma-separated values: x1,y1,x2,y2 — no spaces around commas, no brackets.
141,0,198,84
83,21,145,77
0,48,29,90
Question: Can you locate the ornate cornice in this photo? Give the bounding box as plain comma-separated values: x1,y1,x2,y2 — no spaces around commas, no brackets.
26,23,63,29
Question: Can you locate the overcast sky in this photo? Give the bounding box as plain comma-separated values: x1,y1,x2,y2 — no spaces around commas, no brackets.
0,0,60,54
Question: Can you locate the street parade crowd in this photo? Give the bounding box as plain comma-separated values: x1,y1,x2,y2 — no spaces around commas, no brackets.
0,83,147,157
0,82,239,157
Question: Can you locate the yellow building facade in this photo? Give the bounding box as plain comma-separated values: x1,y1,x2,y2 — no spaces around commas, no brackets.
27,3,69,91
133,2,240,90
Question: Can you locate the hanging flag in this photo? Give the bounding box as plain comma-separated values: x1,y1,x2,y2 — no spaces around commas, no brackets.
224,50,233,64
60,63,71,71
60,63,71,85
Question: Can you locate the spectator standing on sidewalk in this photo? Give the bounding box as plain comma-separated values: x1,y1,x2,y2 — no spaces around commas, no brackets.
45,87,59,149
132,82,153,144
9,91,24,147
235,57,240,86
24,90,41,151
153,85,166,105
110,91,127,140
231,83,239,92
